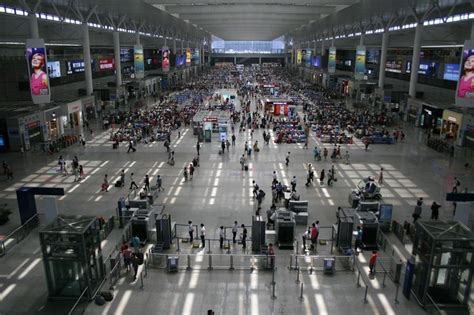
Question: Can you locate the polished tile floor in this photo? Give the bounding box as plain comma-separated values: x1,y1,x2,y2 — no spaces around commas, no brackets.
0,95,472,315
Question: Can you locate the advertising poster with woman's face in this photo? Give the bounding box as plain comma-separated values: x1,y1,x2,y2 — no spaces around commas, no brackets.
26,39,51,104
456,42,474,108
162,47,170,72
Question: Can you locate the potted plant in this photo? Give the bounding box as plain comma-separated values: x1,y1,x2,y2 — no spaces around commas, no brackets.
0,204,12,225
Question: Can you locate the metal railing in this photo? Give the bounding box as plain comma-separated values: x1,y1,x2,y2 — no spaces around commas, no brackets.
376,230,407,284
354,259,370,304
100,215,115,240
0,214,39,257
425,293,443,315
148,251,275,271
288,254,355,272
68,287,90,315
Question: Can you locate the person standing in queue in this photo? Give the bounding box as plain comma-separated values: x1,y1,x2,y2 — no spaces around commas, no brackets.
232,221,238,243
188,221,194,243
200,223,206,248
196,141,200,156
241,224,247,249
219,226,225,249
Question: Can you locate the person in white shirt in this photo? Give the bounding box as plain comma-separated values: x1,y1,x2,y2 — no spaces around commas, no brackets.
219,226,225,249
232,221,238,243
130,172,138,190
200,223,206,248
272,171,278,185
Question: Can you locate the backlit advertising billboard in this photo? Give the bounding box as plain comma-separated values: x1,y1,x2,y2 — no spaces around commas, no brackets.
134,45,144,79
312,55,321,68
162,47,170,72
456,40,474,107
99,58,115,71
47,61,61,78
26,39,50,104
192,48,200,65
443,64,460,81
185,48,192,66
296,49,302,64
355,45,366,80
328,47,336,73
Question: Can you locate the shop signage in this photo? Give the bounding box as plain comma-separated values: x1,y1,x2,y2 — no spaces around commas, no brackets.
67,100,81,114
203,117,218,123
447,116,457,123
99,58,115,71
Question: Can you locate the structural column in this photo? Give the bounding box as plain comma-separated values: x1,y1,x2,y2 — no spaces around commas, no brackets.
113,31,122,87
359,33,365,46
313,40,317,56
378,31,389,89
82,23,93,96
135,32,140,45
29,13,39,38
321,40,325,56
409,23,422,98
181,40,184,54
173,38,177,54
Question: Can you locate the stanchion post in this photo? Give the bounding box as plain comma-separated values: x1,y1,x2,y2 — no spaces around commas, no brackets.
296,266,300,284
229,255,234,270
177,237,180,252
271,282,276,300
140,272,144,289
187,254,191,271
394,283,400,304
227,240,231,254
208,255,213,270
271,265,275,285
207,239,211,254
357,270,361,288
295,255,299,270
299,283,304,301
383,272,387,288
331,226,334,254
295,240,299,255
289,255,293,270
364,286,368,304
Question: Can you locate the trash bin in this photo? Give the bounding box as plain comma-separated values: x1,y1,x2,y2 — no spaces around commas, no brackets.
167,256,178,272
323,258,335,275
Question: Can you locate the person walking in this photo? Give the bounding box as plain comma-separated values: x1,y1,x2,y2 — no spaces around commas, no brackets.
131,253,139,281
291,176,297,192
369,251,378,274
101,174,109,192
189,163,195,180
122,244,132,272
183,167,189,181
323,148,328,161
310,222,319,250
156,175,163,191
130,173,139,191
452,177,460,193
232,221,238,243
144,174,150,191
231,134,236,146
219,226,225,249
188,221,194,243
285,151,290,167
252,180,259,198
344,151,350,164
272,171,278,185
200,223,206,248
241,224,247,249
431,202,441,220
196,141,200,156
79,165,84,180
127,140,136,153
378,168,384,185
319,169,325,186
240,154,247,171
412,199,423,223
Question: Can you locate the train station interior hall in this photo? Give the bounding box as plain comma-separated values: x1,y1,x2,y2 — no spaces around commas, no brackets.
1,0,474,314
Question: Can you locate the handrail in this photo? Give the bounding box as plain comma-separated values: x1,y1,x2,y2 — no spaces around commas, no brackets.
425,293,443,315
0,213,39,257
68,286,89,315
289,254,355,271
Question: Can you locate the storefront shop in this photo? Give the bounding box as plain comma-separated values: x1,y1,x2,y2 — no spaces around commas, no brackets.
405,99,423,125
420,104,443,133
7,111,44,151
441,110,463,141
66,100,83,130
82,96,97,120
43,106,63,141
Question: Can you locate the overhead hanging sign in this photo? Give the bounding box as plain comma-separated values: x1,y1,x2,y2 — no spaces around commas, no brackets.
26,38,51,104
456,40,474,108
162,47,170,72
355,45,366,80
134,45,144,79
328,47,336,73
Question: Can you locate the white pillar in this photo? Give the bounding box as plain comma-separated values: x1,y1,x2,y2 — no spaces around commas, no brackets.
331,38,335,47
378,31,389,89
314,41,317,56
181,40,184,54
321,40,325,56
234,57,237,64
29,13,39,39
173,38,177,54
113,31,122,87
82,23,93,96
164,37,167,47
409,23,422,98
135,32,140,45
